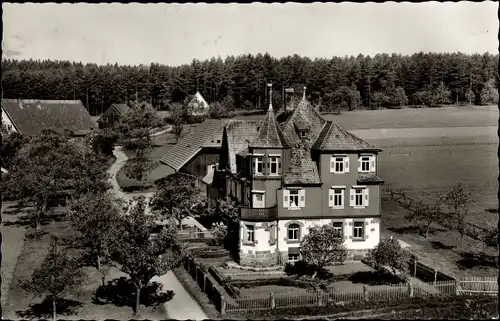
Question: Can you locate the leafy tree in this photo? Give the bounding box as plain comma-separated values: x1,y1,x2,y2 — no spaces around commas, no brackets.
415,90,432,107
365,237,410,277
443,182,473,250
22,237,85,321
1,131,28,170
67,192,123,287
404,198,446,238
209,101,229,119
89,129,118,156
300,225,347,279
111,197,184,316
480,79,499,105
210,222,228,246
433,82,452,106
169,102,187,143
72,144,111,195
465,87,475,105
372,91,390,109
150,173,208,229
115,101,161,181
390,87,409,107
2,131,81,237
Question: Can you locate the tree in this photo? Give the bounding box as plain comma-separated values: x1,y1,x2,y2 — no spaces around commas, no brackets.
372,91,390,109
111,197,184,316
390,87,409,107
72,143,111,195
150,173,209,229
300,225,347,279
2,131,82,238
433,82,452,106
480,79,499,105
115,101,161,181
169,102,187,143
67,192,123,287
1,131,28,170
365,237,410,277
209,101,229,119
465,87,475,105
89,129,118,156
443,182,473,250
405,198,446,238
22,237,85,321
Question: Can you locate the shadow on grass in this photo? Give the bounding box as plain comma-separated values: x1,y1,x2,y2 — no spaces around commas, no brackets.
348,270,406,285
4,212,67,228
93,277,175,311
456,252,498,270
284,261,334,280
16,297,83,319
431,241,455,250
388,225,446,237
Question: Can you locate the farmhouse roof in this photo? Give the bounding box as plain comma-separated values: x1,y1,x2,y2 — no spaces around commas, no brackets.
159,119,229,171
312,122,382,152
225,120,261,173
1,99,95,136
97,103,130,123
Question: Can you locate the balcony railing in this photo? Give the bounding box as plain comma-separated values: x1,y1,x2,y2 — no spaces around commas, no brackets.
239,205,278,221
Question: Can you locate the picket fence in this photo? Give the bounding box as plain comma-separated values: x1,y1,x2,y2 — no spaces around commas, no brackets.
225,278,498,313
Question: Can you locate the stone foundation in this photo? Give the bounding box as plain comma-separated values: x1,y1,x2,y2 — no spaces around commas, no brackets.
239,250,279,267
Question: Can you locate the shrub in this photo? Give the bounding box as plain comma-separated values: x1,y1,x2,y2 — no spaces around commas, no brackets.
210,223,227,246
365,237,410,278
209,102,229,119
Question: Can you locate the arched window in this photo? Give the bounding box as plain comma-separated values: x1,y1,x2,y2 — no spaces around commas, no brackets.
288,223,300,241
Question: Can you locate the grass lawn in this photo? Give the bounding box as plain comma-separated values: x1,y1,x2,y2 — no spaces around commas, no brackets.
2,213,167,320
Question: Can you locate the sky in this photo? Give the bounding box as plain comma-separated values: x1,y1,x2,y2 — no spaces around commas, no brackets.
2,2,498,67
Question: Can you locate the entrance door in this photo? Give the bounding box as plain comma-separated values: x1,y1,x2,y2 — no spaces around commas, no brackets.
252,192,265,208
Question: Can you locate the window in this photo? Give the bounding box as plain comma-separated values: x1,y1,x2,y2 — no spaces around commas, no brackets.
332,222,343,238
288,254,299,262
330,155,349,173
7,125,12,131
288,223,300,241
299,131,307,138
283,189,305,208
254,157,263,175
360,156,370,172
246,225,254,243
350,187,369,208
358,155,375,173
269,157,280,175
289,190,299,207
329,187,345,209
353,221,364,239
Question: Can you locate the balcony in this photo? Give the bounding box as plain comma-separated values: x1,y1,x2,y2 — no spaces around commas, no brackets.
239,205,278,221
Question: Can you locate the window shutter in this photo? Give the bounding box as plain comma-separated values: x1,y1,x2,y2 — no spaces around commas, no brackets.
341,189,345,208
364,188,369,206
350,189,355,206
344,157,350,173
364,221,369,239
328,190,334,207
299,189,306,207
370,156,376,172
283,190,289,208
330,157,335,173
357,157,362,172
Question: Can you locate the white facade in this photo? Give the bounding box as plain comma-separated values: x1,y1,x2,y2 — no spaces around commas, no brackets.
1,107,17,133
188,91,210,116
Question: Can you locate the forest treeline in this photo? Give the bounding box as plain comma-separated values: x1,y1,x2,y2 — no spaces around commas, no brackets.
1,52,498,115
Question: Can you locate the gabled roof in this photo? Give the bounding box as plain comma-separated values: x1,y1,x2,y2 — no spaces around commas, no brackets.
280,97,326,147
1,99,95,136
159,119,229,171
189,91,209,109
249,107,286,149
225,120,261,173
312,121,382,152
283,143,321,186
111,103,131,115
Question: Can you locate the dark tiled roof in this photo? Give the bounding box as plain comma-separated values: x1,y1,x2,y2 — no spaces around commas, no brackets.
280,98,326,147
160,119,229,171
250,109,286,149
226,120,261,173
313,122,382,152
1,99,95,136
283,143,321,185
357,174,385,184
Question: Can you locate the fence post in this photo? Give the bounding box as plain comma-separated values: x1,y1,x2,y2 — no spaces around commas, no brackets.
433,269,438,286
316,288,323,307
455,279,461,296
270,292,276,309
363,285,369,301
195,266,199,283
220,295,226,316
408,283,414,298
413,257,418,277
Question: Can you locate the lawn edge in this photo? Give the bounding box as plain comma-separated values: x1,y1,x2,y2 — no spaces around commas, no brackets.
172,267,221,320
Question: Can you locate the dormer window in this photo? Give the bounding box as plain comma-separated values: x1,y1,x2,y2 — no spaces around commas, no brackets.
299,131,307,138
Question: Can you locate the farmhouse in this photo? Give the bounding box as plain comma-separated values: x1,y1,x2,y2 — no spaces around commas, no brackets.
187,91,210,116
1,99,95,136
210,86,384,266
96,103,130,129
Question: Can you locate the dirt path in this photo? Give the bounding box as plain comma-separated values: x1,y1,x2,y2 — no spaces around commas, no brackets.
108,146,209,320
1,203,27,310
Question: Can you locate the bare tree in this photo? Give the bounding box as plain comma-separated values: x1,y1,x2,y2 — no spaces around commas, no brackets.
443,182,473,250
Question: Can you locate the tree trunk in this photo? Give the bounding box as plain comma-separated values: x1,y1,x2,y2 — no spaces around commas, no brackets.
425,224,430,239
53,298,57,321
134,285,141,316
97,255,106,287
